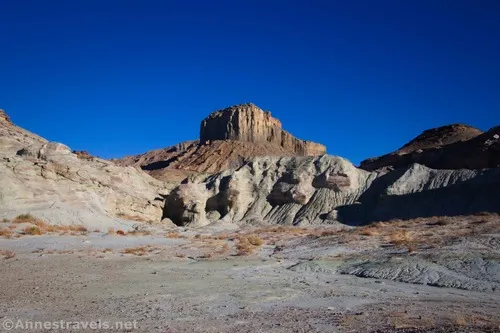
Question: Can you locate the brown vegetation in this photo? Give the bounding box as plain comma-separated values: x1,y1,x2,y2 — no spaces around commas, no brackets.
122,246,149,256
0,249,16,259
166,231,184,239
0,228,13,239
235,235,264,256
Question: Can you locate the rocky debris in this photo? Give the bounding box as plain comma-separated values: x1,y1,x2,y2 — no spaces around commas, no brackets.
73,150,93,159
339,255,500,292
163,155,500,227
0,109,12,124
360,123,499,171
0,109,47,155
200,103,326,156
0,109,172,229
116,103,326,180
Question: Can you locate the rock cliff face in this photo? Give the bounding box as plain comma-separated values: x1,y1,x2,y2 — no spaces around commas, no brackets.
116,103,327,179
0,110,171,229
163,155,500,227
200,103,326,156
360,124,500,171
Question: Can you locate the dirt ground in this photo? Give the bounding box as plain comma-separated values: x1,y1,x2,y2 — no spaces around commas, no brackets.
1,214,499,332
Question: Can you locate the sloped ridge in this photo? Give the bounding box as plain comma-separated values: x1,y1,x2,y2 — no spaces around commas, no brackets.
0,109,170,228
163,156,500,227
360,123,499,171
396,123,483,154
0,109,47,154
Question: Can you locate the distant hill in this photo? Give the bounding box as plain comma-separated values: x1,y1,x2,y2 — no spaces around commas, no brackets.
360,123,499,171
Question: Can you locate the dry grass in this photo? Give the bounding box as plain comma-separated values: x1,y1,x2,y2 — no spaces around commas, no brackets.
126,229,153,236
246,234,264,246
235,241,254,256
0,250,16,259
235,235,264,256
254,226,306,234
199,251,213,259
12,213,38,223
7,214,88,236
122,246,148,256
389,230,413,246
22,226,44,235
1,218,10,223
216,233,229,240
116,213,148,222
454,315,468,326
0,228,13,239
319,230,337,237
358,227,382,236
166,231,184,239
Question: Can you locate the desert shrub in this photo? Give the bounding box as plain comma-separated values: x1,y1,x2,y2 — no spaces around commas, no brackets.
235,235,264,256
122,246,147,256
166,231,183,239
0,228,13,239
235,241,254,256
0,250,16,259
247,235,264,246
23,226,43,235
199,251,213,259
127,229,152,236
13,213,37,223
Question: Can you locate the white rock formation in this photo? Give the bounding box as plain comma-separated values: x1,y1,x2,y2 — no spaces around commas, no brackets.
163,156,500,227
0,112,172,230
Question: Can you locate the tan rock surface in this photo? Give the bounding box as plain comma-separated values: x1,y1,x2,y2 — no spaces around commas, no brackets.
116,103,327,179
0,110,171,229
200,103,326,155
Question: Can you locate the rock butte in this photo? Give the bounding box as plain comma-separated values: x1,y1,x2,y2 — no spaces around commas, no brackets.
116,103,326,177
200,103,326,156
0,106,499,229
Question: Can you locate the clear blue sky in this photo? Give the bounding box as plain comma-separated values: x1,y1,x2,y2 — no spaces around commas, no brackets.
1,0,498,165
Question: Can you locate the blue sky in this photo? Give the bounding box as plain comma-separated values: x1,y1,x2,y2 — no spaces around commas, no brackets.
0,0,498,165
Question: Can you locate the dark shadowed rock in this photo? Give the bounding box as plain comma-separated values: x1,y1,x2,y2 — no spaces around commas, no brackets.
360,123,499,171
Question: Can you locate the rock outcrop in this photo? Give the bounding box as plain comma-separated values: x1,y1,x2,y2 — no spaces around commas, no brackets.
360,124,500,171
163,156,500,227
200,103,326,156
0,109,12,124
0,110,171,229
116,103,326,180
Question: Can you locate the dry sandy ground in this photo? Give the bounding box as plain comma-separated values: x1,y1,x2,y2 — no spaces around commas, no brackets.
1,214,500,333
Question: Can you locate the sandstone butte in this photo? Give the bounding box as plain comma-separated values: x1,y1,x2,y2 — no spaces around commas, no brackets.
116,103,327,180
